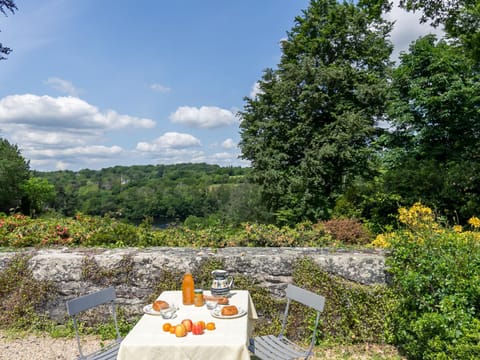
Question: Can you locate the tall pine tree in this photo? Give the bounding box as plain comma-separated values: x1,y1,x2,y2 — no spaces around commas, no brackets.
239,0,393,223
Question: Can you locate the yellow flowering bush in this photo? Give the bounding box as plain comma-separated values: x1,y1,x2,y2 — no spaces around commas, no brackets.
370,203,480,248
468,216,480,229
398,202,437,230
387,218,480,359
370,233,393,248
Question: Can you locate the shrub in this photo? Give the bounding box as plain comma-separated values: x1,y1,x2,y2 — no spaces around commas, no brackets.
0,253,55,329
236,221,330,247
320,218,372,245
291,257,395,344
387,214,480,359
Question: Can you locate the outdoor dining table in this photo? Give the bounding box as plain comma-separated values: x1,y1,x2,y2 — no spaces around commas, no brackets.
117,290,258,360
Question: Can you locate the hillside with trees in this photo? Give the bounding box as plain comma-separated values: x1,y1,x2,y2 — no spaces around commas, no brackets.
34,163,268,226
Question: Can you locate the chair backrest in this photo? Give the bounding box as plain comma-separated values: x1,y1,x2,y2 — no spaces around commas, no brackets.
280,284,326,356
66,287,121,359
67,286,116,316
285,284,325,312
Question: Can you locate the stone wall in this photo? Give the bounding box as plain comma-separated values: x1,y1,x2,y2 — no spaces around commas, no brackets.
0,247,387,323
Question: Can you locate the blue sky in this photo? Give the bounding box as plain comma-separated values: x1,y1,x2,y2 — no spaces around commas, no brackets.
0,0,442,172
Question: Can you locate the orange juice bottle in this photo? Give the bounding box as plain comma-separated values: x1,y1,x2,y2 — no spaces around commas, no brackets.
182,272,195,305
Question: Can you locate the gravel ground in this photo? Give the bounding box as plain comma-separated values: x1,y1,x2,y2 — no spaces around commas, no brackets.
0,331,103,360
0,331,402,360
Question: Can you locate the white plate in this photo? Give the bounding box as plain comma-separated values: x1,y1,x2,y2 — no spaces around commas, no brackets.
143,304,177,319
143,304,162,315
211,307,247,319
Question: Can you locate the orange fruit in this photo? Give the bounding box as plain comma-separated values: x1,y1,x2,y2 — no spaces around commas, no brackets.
206,322,216,330
162,323,172,332
169,325,176,334
198,320,206,330
175,323,187,337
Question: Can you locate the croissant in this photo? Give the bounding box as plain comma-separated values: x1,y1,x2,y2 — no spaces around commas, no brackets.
221,305,238,316
152,300,169,312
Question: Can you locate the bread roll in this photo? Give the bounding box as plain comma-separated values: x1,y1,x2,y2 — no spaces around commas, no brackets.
152,300,169,312
221,305,238,316
217,297,229,305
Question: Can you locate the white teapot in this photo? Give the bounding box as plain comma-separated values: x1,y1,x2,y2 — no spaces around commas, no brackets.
210,269,234,296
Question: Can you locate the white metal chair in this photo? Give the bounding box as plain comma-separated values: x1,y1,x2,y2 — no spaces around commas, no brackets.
66,286,122,360
249,284,326,360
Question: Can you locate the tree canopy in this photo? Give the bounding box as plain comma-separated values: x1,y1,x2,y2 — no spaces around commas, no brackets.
0,138,30,212
20,177,56,216
381,34,480,221
239,0,393,224
35,163,263,225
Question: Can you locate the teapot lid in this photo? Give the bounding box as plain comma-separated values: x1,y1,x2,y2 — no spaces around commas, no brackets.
211,269,228,276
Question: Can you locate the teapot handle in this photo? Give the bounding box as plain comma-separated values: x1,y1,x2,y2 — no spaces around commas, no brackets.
227,275,234,289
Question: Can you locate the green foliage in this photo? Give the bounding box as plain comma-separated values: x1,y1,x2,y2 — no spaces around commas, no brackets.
0,253,55,330
236,274,285,337
0,138,30,213
387,225,480,359
0,213,131,247
85,218,139,247
293,257,396,344
388,35,480,162
148,267,184,304
0,214,342,248
239,222,330,247
377,35,480,225
81,255,135,286
93,307,134,340
36,163,256,225
191,258,225,290
239,0,393,224
20,177,56,216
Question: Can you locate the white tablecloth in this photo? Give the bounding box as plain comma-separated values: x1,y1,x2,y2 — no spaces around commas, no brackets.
117,290,257,360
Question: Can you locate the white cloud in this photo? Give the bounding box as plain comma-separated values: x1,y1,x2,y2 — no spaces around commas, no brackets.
211,152,233,160
249,82,262,98
136,132,201,152
0,94,156,130
55,160,68,170
136,146,207,165
45,77,80,96
32,145,123,159
207,151,247,167
386,1,444,61
22,144,125,171
150,83,171,93
169,106,236,128
0,93,160,171
10,130,90,147
221,138,237,149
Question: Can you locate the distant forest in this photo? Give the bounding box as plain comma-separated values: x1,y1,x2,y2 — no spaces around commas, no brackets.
35,163,269,226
